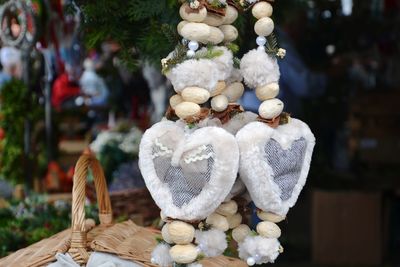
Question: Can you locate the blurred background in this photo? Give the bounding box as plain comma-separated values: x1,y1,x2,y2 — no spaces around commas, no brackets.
0,0,399,266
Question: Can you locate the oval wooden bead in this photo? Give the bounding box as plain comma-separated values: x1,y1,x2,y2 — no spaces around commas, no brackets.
207,26,224,45
219,25,238,43
179,3,207,22
256,221,281,238
177,21,189,36
256,83,280,101
181,22,211,42
203,13,225,27
211,81,226,97
211,95,229,112
252,1,273,19
170,94,183,108
181,87,210,104
227,213,242,229
232,224,251,243
168,221,195,245
161,224,174,244
258,98,284,120
222,82,244,102
175,102,201,119
254,17,274,37
206,213,230,231
216,200,238,216
257,211,286,223
170,244,198,264
223,5,239,24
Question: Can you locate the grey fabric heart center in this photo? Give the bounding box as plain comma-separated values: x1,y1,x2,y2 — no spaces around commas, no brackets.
264,138,307,201
152,145,214,208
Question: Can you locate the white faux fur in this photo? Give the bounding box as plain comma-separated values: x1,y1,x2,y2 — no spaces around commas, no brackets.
238,236,281,264
194,229,228,257
139,121,239,221
226,68,243,85
151,243,173,267
236,119,316,216
224,178,246,201
166,58,220,93
240,49,280,89
211,46,234,81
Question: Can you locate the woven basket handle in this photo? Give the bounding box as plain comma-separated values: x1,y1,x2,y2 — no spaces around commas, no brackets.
68,149,113,263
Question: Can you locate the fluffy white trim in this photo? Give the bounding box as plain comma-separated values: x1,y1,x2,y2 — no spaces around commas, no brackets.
139,121,239,221
236,119,316,216
226,68,243,85
240,49,280,89
166,58,220,93
238,236,281,264
188,263,203,267
151,243,173,267
224,178,246,201
211,46,234,81
195,229,228,257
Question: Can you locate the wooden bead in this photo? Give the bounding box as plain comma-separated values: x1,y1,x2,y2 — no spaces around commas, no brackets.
175,102,201,119
232,224,251,243
207,26,224,45
223,5,238,24
206,213,230,231
211,81,226,97
222,82,244,102
227,213,242,229
181,87,210,104
216,200,238,216
179,3,207,22
211,95,229,112
257,211,285,223
203,13,225,27
177,21,189,36
254,17,274,37
258,98,284,120
161,224,174,244
252,1,273,19
181,22,210,43
168,221,195,245
219,25,238,43
256,83,280,101
170,94,183,108
256,221,281,238
170,244,198,264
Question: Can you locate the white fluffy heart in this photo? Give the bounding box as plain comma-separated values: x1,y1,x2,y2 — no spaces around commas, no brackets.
236,118,315,216
139,121,239,221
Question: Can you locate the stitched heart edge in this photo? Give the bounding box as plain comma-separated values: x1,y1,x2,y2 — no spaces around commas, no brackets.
139,121,240,221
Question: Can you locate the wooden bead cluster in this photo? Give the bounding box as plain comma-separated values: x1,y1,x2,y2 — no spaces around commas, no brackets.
172,1,243,120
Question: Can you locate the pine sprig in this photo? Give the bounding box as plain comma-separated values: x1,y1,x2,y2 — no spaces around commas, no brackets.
266,32,280,57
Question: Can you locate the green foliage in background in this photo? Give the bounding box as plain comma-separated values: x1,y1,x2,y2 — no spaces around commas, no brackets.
0,79,41,184
0,195,99,258
76,0,180,69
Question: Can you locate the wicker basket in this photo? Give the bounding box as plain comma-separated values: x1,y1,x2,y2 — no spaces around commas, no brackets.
0,151,246,267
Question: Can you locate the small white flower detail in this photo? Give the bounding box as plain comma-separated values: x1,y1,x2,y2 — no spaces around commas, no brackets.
190,0,200,9
277,48,287,59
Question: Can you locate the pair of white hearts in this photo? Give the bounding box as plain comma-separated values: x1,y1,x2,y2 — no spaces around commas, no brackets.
139,118,315,221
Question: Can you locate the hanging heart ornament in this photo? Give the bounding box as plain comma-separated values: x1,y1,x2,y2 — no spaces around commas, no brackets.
139,121,239,221
236,118,316,216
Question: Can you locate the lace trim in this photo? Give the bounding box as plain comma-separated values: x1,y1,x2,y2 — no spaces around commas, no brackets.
184,152,213,164
152,138,173,159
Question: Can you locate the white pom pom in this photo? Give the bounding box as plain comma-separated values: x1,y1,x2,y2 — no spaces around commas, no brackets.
240,49,280,89
194,229,228,257
238,236,281,265
252,2,273,19
151,243,173,267
167,59,219,92
220,25,238,43
223,5,238,24
247,257,256,266
180,3,207,22
211,95,229,112
211,46,234,81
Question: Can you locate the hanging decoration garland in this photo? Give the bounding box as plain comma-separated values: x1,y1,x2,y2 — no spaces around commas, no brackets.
139,0,315,266
0,0,38,49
